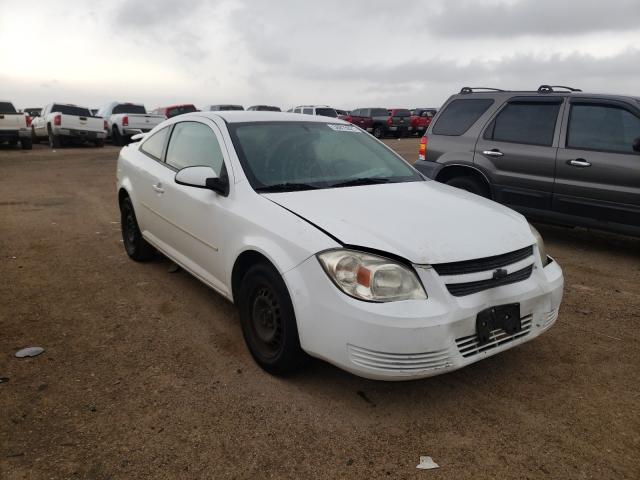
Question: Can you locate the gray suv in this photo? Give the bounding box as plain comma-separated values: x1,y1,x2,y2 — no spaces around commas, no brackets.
414,85,640,237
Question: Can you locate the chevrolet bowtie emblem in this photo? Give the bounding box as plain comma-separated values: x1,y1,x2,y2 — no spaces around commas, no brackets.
493,268,508,280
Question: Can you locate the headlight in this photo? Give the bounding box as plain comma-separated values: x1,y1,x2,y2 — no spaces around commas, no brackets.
317,249,427,302
529,224,549,266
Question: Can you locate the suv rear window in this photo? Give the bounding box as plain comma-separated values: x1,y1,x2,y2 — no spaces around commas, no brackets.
487,102,560,146
315,108,337,118
0,102,17,114
432,99,493,136
113,104,147,115
51,104,92,117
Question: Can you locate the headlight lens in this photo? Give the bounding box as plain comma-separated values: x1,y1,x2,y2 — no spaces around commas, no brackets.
317,249,427,302
529,224,549,266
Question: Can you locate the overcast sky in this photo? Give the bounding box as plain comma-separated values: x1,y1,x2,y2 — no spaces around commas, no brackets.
1,0,639,111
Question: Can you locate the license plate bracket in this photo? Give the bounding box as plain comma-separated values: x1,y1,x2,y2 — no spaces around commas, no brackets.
476,303,521,346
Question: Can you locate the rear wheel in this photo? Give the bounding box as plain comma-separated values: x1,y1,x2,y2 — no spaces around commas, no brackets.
112,127,125,146
445,176,491,198
20,137,32,150
120,196,155,262
31,127,39,144
238,263,308,375
48,129,61,149
372,125,384,139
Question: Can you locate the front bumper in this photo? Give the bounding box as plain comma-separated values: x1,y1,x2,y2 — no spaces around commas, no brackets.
284,254,563,380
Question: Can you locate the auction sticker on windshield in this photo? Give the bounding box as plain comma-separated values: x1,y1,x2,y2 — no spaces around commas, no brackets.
327,124,360,132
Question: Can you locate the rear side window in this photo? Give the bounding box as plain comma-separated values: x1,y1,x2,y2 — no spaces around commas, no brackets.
140,126,169,160
487,102,560,146
303,108,313,115
165,122,225,175
567,104,640,154
371,108,388,117
0,102,17,114
432,99,494,136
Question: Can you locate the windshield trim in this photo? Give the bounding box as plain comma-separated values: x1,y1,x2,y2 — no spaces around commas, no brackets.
227,121,424,193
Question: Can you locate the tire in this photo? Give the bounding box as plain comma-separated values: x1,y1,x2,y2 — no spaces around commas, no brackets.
445,176,491,198
372,125,385,139
48,130,61,149
31,127,39,144
94,139,104,148
112,127,125,146
120,196,155,262
238,262,308,375
20,137,32,150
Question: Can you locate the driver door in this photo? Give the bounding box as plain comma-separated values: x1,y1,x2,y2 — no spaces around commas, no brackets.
159,120,232,295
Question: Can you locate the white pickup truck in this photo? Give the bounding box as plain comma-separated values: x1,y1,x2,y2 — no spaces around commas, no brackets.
31,103,107,148
0,101,32,149
98,102,165,146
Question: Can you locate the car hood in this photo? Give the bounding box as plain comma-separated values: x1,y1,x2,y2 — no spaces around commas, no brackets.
263,181,534,265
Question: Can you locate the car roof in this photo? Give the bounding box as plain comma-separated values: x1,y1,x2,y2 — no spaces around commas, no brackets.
453,88,640,104
186,111,350,124
159,104,196,109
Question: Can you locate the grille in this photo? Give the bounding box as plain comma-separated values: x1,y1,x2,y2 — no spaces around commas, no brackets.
432,246,533,276
348,345,452,373
540,308,559,329
456,315,532,358
445,265,534,297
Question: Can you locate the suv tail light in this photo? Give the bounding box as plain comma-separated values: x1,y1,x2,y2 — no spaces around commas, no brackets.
122,116,129,127
104,120,108,130
54,114,61,126
419,135,427,161
25,116,32,127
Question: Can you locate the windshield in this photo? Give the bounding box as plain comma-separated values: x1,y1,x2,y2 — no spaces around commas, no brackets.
51,104,91,117
113,104,147,114
228,121,422,192
315,108,338,118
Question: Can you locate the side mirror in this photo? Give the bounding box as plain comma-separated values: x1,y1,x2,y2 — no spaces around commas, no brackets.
633,137,640,153
175,166,229,196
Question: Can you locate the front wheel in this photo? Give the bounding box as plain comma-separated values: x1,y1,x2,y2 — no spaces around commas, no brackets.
238,263,308,375
120,196,155,262
445,176,491,198
48,131,61,149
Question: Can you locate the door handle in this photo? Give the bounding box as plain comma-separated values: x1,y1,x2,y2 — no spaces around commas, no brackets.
152,183,164,194
568,158,591,168
482,149,504,157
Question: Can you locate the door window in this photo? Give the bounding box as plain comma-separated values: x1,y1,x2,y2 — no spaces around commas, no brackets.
139,126,170,160
303,108,313,115
165,121,225,175
567,104,640,154
485,102,560,146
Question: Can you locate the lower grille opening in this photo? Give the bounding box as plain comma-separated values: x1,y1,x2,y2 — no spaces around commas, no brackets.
455,315,533,358
348,345,453,373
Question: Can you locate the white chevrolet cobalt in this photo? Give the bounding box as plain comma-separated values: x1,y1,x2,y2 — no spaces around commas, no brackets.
116,111,563,380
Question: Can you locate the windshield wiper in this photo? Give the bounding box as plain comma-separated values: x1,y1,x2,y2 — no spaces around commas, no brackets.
255,182,320,193
329,177,391,188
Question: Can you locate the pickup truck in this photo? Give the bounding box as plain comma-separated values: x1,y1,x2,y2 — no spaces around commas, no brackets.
410,108,437,136
345,108,410,138
0,101,32,149
98,102,165,146
32,103,107,148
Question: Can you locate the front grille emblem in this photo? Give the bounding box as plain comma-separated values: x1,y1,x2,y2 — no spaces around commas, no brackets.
492,268,508,280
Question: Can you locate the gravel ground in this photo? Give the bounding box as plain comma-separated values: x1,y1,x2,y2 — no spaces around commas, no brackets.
1,141,639,479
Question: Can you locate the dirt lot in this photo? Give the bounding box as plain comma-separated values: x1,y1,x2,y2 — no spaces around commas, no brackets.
1,141,639,479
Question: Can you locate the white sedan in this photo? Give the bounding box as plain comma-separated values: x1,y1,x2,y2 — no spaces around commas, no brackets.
116,111,563,380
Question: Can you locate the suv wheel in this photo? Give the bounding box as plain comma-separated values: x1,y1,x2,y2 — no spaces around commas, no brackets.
238,262,308,375
445,176,490,198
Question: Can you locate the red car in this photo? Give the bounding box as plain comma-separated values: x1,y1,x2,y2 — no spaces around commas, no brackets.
149,104,197,119
410,108,437,136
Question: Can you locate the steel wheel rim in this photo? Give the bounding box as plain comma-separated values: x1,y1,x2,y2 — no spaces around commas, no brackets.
250,285,283,359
